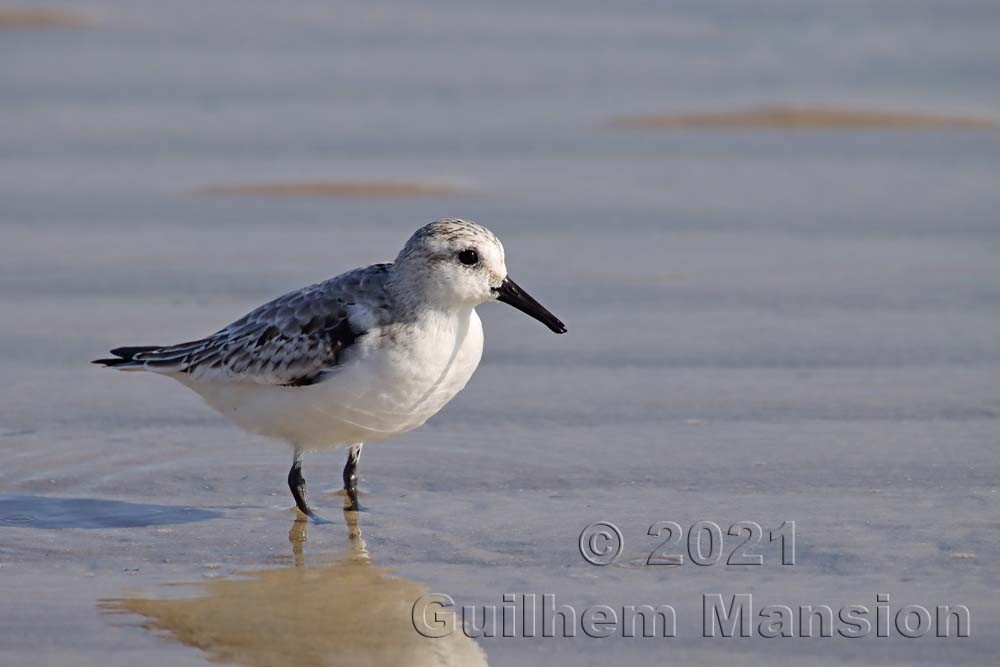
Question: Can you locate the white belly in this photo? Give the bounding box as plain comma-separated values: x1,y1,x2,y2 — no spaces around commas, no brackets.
181,307,484,449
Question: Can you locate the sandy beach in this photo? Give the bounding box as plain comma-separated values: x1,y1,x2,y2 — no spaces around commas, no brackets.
2,1,999,665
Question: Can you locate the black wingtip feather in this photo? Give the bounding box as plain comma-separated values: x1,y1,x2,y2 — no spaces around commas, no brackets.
109,345,162,360
92,357,129,367
93,345,163,367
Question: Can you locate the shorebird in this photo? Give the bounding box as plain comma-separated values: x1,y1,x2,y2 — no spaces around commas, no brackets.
93,219,566,519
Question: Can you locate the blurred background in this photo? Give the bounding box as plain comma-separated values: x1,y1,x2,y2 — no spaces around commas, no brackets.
2,2,999,666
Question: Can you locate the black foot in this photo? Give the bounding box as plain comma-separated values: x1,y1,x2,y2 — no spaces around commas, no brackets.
343,444,363,512
288,456,317,519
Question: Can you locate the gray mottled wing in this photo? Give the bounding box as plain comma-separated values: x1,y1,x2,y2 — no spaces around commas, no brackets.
128,264,391,386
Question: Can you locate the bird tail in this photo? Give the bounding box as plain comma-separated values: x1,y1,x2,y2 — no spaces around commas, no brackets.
92,346,165,370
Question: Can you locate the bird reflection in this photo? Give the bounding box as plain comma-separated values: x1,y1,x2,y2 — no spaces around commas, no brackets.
101,509,487,667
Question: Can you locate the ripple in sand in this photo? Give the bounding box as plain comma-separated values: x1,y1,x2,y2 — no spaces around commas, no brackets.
611,106,1000,131
0,8,90,29
196,182,464,198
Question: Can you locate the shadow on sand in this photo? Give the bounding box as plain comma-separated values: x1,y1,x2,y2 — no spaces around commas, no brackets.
0,495,221,529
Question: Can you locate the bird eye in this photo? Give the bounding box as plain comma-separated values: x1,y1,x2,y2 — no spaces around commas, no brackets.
458,248,479,266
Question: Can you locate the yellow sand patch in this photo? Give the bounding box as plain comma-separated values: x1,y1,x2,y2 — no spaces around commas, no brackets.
611,106,1000,130
0,8,89,28
196,182,464,198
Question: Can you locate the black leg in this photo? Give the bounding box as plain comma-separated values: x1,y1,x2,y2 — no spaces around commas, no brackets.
342,443,363,511
288,450,315,519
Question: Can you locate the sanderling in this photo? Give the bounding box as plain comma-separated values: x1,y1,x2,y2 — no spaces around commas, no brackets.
94,219,566,518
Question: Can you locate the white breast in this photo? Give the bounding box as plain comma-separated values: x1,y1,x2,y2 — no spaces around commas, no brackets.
184,307,484,449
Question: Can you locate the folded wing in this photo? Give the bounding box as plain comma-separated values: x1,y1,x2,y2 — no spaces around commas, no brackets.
93,265,391,387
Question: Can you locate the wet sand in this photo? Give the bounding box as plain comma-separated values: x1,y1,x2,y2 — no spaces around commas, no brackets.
611,106,1000,130
2,1,1000,666
102,518,488,667
196,182,464,198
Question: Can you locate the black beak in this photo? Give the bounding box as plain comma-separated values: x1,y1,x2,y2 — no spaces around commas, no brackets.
494,276,567,334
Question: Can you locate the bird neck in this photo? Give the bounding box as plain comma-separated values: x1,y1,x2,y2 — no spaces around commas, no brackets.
385,262,467,320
